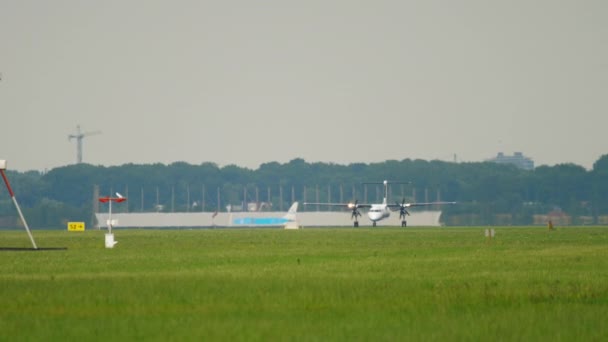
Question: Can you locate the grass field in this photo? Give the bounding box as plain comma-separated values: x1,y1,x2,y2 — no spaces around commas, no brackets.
1,227,608,341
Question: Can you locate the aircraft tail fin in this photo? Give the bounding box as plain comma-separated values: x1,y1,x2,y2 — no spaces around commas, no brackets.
283,202,298,221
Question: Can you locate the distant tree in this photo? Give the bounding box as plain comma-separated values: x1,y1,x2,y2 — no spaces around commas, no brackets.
2,153,608,227
593,154,608,174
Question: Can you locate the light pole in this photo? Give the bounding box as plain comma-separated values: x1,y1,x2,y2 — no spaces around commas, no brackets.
99,193,127,248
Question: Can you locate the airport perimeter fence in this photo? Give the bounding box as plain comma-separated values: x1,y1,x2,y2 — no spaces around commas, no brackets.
93,184,444,214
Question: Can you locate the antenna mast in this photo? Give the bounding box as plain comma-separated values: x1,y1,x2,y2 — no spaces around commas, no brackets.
68,125,102,164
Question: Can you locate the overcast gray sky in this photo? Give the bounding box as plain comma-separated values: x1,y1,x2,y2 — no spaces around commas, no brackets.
1,0,606,172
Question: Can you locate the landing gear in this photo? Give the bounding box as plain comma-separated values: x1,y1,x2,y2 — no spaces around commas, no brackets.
401,220,407,227
354,220,359,227
373,221,377,227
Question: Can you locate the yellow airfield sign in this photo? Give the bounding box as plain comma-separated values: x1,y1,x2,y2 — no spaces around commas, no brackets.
67,222,85,231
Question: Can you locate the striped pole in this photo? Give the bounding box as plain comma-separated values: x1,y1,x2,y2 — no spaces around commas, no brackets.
1,169,38,249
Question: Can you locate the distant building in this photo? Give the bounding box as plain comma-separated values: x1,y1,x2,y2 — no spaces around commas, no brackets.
533,208,571,226
488,152,534,170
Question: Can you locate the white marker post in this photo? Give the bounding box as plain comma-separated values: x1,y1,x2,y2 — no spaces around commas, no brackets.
99,193,127,248
485,228,496,242
0,160,38,249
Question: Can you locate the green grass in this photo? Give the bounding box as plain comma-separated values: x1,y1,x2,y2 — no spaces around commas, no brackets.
1,227,608,341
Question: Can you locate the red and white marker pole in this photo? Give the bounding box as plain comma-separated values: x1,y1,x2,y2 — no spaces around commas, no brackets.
0,164,38,249
99,194,126,248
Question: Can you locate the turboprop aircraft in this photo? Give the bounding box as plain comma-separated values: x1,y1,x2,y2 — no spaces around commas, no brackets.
232,202,299,228
304,181,455,227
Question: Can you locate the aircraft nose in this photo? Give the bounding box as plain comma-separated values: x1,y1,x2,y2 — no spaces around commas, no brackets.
368,212,381,220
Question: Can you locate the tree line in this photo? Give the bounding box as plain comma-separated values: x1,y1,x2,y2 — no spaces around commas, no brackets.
1,154,608,228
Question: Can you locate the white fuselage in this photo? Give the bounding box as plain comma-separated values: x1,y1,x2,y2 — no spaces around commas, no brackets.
367,203,391,223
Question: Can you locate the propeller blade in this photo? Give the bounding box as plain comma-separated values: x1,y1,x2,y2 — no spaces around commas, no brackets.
397,199,410,220
349,199,361,220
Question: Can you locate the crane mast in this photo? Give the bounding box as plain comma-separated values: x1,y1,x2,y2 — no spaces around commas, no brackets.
68,125,101,164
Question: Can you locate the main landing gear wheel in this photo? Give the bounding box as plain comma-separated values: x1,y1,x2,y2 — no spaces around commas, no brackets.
401,220,407,227
373,221,377,227
354,221,359,227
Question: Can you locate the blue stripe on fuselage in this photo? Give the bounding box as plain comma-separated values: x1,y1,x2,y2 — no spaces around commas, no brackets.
233,217,289,225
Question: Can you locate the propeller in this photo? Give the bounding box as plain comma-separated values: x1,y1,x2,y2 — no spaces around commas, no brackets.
348,200,361,220
396,198,410,220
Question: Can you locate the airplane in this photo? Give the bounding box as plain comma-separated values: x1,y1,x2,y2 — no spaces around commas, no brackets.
304,180,455,227
232,202,299,228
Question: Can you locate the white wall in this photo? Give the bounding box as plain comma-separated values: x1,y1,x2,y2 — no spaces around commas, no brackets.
95,211,443,228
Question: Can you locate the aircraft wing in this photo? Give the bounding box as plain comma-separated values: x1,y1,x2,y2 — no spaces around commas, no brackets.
387,201,456,209
303,202,372,209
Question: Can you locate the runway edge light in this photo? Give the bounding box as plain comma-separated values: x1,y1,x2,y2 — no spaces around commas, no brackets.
0,160,6,170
